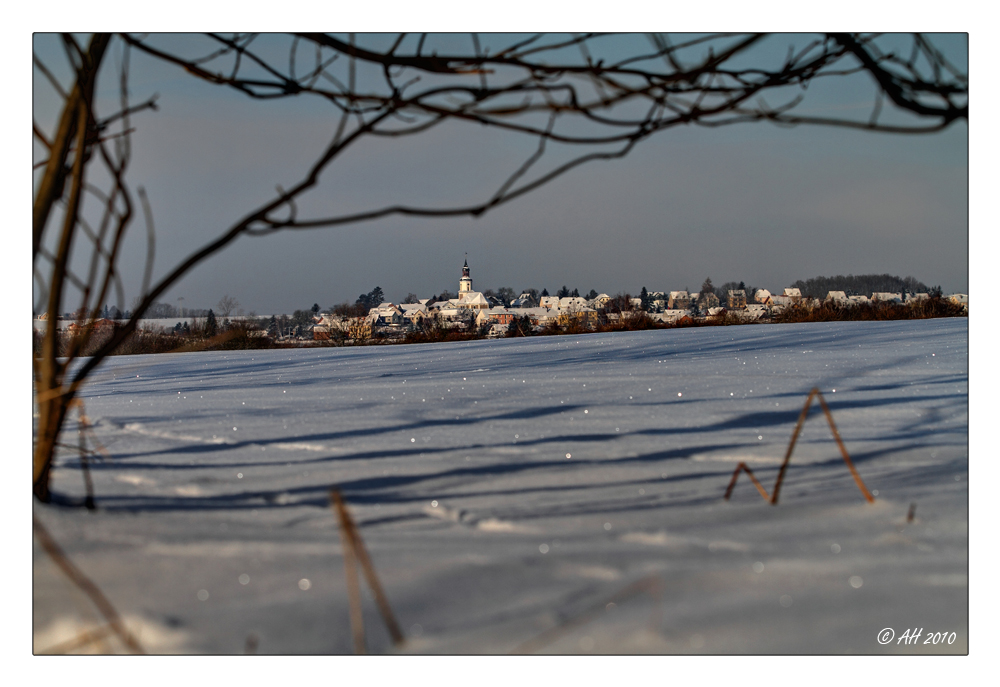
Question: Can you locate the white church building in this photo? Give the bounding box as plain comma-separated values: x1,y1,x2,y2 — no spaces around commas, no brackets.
444,258,490,311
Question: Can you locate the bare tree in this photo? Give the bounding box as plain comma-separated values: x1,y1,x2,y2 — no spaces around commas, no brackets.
217,294,239,318
32,33,967,502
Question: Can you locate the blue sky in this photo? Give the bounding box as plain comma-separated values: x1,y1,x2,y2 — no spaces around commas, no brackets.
31,32,968,315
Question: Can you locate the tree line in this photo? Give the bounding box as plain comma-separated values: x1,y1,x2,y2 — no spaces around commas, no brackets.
787,274,939,299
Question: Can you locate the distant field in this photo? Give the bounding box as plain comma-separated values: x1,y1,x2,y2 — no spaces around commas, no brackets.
34,319,968,654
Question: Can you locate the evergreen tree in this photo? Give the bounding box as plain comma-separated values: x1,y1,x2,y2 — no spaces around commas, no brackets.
701,277,714,294
541,288,549,297
312,303,320,313
267,315,278,337
557,285,570,298
640,286,650,312
205,309,218,338
587,289,598,300
571,288,580,297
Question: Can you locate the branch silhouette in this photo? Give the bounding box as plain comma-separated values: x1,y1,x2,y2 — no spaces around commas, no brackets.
32,33,966,502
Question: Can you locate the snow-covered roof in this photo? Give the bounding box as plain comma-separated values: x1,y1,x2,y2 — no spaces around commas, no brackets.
558,297,589,310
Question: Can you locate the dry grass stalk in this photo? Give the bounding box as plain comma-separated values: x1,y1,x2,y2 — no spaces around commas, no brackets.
69,400,97,510
511,575,664,654
724,387,875,505
907,503,917,523
32,515,144,654
329,489,405,652
332,492,366,654
37,622,114,654
723,463,770,501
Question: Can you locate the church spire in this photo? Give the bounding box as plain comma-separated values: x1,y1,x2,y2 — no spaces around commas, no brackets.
459,254,472,293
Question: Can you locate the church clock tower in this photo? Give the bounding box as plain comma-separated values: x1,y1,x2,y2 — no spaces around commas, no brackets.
459,256,473,294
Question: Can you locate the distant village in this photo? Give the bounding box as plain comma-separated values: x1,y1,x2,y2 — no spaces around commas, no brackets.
312,259,970,342
33,259,969,346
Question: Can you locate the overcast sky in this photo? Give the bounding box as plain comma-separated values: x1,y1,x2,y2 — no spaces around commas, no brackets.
32,32,968,316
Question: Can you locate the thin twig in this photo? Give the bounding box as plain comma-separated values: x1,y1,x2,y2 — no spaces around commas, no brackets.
331,491,366,653
37,623,114,655
32,515,144,654
723,387,874,505
330,489,405,648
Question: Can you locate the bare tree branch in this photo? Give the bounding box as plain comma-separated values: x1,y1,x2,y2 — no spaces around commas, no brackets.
31,32,968,503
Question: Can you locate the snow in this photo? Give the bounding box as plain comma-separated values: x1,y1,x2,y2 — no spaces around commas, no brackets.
33,318,968,655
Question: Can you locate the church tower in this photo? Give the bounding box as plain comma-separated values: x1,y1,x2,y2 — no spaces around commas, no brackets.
459,256,473,294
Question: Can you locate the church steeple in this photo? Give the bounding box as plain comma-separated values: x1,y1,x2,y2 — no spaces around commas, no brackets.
459,255,473,293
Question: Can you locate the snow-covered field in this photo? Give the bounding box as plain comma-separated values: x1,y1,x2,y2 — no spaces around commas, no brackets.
32,318,968,655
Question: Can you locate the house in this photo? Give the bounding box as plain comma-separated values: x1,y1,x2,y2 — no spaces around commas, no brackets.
770,295,793,311
557,307,598,329
946,294,968,312
825,291,848,303
697,292,720,310
727,290,747,309
871,292,902,303
539,296,560,309
783,287,802,302
486,323,508,338
369,302,405,326
847,295,869,306
653,309,690,324
510,307,558,328
558,296,590,311
589,293,612,309
348,319,373,340
451,291,490,310
476,307,515,327
668,291,692,309
754,289,772,305
399,303,429,325
66,318,115,334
